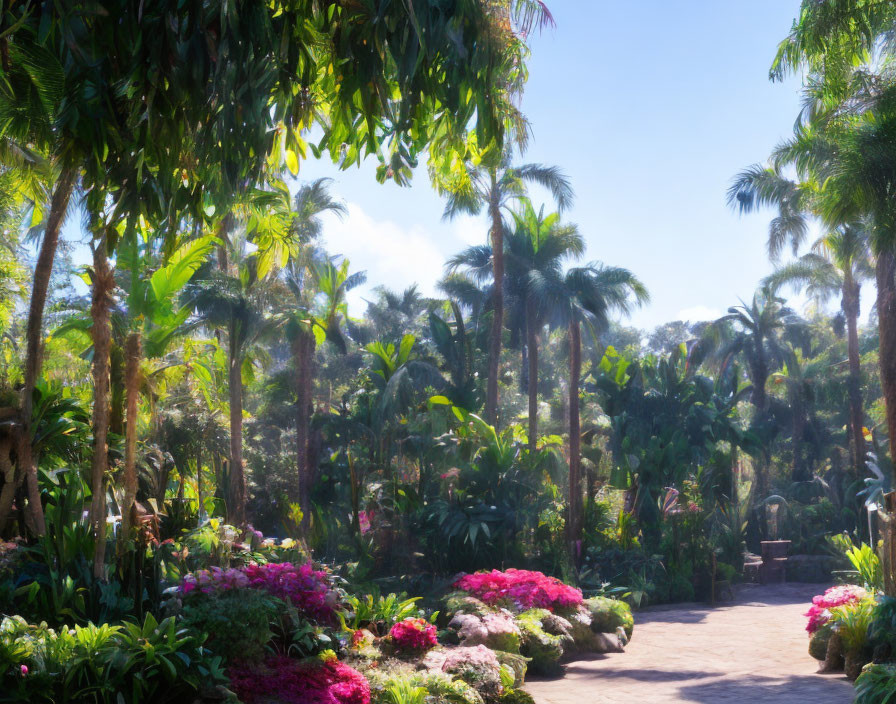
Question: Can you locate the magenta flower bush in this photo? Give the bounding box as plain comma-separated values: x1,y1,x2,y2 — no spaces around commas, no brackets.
389,618,438,653
228,656,370,704
453,568,583,611
180,561,336,623
804,584,869,633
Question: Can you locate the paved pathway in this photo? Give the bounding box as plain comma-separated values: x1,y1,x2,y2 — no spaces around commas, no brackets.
527,583,855,704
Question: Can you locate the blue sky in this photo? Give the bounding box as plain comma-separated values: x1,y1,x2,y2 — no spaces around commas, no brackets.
301,0,812,330
62,1,816,331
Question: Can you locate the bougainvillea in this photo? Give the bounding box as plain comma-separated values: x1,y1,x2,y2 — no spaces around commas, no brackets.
804,585,869,633
228,655,370,704
453,569,583,611
389,618,438,653
180,561,336,623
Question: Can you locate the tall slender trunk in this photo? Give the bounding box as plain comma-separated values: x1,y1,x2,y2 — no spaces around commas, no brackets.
227,342,247,525
20,167,77,536
843,279,865,474
196,441,203,523
0,435,16,535
567,320,582,554
526,298,539,454
750,352,770,499
293,329,315,534
486,182,503,426
876,251,896,486
792,400,809,482
118,332,141,556
88,239,114,580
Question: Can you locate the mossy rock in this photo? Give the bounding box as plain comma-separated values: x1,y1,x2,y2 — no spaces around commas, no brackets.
809,624,833,661
444,591,494,618
583,597,634,640
515,609,566,675
494,650,529,688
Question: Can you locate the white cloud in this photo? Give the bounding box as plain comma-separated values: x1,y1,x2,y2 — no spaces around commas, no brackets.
319,203,448,314
675,305,722,322
450,213,489,247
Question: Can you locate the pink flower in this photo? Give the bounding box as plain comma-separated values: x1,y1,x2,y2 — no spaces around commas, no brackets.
454,568,582,611
19,665,28,676
228,656,369,704
179,561,337,623
804,585,869,633
389,618,438,653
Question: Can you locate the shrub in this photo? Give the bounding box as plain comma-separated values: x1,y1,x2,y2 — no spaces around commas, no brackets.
180,560,337,624
855,663,896,704
389,618,438,654
804,584,868,634
453,570,582,612
808,623,834,661
582,596,634,639
228,654,370,704
366,667,483,704
0,613,227,703
830,598,876,680
178,587,282,663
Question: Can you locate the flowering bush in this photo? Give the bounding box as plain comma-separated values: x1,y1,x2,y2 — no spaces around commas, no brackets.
805,585,869,633
390,618,438,653
453,569,582,611
180,561,336,623
228,655,370,704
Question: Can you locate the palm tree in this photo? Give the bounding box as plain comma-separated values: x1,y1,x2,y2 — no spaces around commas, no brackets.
504,200,584,451
286,258,365,532
532,264,648,550
436,148,573,425
750,0,896,480
705,288,799,497
184,237,280,525
763,225,874,473
770,347,824,483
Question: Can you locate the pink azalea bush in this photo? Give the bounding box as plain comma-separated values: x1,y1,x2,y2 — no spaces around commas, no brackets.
454,568,583,611
180,561,336,623
441,645,504,699
228,655,370,704
389,618,438,653
805,584,869,633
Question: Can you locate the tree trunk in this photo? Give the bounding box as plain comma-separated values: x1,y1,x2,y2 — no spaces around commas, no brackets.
526,297,539,454
88,239,114,580
20,167,77,536
792,402,809,482
877,251,896,486
0,435,16,535
196,441,203,524
486,183,503,426
567,320,583,555
293,329,315,534
843,279,865,475
118,332,141,556
227,343,247,526
751,353,770,499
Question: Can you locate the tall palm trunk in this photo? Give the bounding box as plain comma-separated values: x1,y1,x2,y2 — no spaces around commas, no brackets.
567,319,583,555
486,180,503,425
20,167,77,536
227,339,247,526
88,240,114,580
792,399,809,482
526,297,539,454
118,332,141,556
843,278,866,474
293,329,315,534
750,352,771,498
876,250,896,486
196,441,203,523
